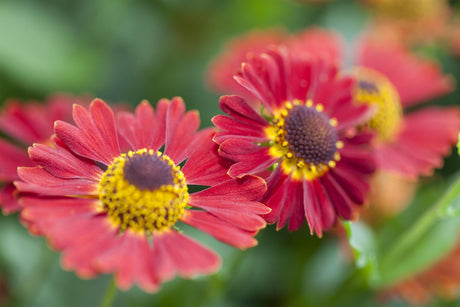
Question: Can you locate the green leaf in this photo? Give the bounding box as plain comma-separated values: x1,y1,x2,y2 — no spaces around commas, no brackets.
377,174,460,287
343,221,380,286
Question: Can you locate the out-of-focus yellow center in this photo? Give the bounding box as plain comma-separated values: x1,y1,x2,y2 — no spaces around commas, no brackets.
367,0,445,21
265,100,342,181
98,149,188,233
353,67,403,141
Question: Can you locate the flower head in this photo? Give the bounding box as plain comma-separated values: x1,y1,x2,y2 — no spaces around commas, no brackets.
0,94,88,213
213,47,376,236
354,37,460,179
15,98,268,292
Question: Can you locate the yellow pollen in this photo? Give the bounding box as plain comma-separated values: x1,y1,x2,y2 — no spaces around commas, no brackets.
330,118,338,127
98,149,188,233
266,101,341,181
352,67,403,141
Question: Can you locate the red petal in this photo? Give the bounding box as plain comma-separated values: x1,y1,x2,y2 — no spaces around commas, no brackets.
181,211,258,248
213,115,269,143
219,140,278,178
262,168,292,224
94,232,160,292
191,175,266,202
155,230,221,277
189,178,269,232
303,178,336,236
29,143,103,180
20,196,99,238
0,184,21,214
55,100,120,165
320,174,354,220
181,129,232,186
165,109,200,164
277,180,303,231
16,167,98,196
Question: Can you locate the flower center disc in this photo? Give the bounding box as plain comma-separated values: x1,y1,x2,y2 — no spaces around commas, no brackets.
270,101,341,180
284,105,338,164
353,67,403,141
98,149,188,233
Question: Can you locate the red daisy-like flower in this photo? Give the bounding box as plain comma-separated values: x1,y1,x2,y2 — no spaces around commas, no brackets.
209,27,460,180
212,47,376,236
0,94,88,213
354,37,460,179
15,98,268,292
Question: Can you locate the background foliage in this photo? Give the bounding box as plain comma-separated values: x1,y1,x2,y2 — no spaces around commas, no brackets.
1,0,460,306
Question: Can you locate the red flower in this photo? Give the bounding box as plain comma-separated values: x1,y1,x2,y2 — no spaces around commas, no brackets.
209,27,460,179
15,98,268,292
212,47,376,236
0,94,87,213
354,37,460,179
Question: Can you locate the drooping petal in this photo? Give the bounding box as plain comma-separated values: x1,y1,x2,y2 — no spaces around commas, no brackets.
181,211,258,248
152,230,221,278
93,231,160,292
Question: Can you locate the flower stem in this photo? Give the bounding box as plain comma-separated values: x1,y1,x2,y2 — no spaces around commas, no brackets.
100,278,118,307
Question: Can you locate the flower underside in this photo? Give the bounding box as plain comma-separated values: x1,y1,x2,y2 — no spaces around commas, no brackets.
98,149,188,233
267,100,342,180
353,67,403,141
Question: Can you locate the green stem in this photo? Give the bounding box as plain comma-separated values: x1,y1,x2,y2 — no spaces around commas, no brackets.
378,176,460,286
99,278,118,307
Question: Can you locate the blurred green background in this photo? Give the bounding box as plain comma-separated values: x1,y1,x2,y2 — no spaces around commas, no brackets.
1,0,460,306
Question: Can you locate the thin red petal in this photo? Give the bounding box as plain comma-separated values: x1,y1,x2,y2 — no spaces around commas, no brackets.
29,143,103,180
156,230,221,277
181,211,258,248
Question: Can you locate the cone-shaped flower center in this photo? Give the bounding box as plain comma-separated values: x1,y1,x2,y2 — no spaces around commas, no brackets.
268,100,341,180
353,68,403,141
98,149,188,233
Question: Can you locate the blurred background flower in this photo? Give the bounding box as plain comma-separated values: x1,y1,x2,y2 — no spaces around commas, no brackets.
1,0,460,306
